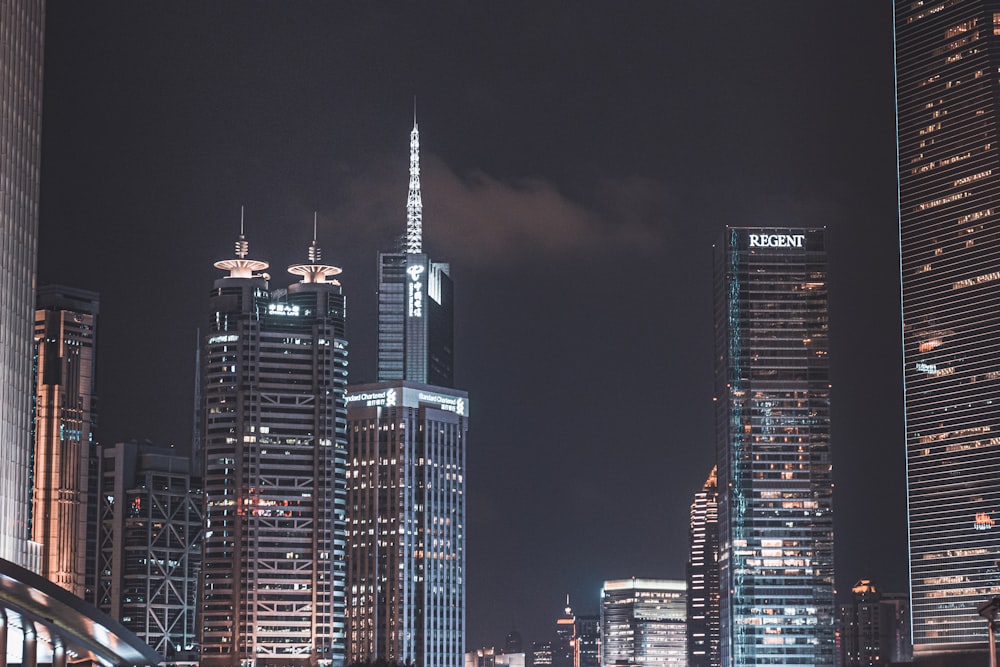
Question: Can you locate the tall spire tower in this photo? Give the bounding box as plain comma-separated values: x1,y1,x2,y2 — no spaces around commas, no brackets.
352,111,466,667
406,108,423,254
376,113,454,387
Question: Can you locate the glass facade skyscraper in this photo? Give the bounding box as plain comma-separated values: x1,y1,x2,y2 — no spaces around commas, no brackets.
0,0,45,570
895,1,1000,658
200,231,348,667
600,578,687,667
32,286,99,597
714,227,835,666
345,381,468,667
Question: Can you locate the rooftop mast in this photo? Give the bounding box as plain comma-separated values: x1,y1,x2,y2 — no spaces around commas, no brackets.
406,99,423,254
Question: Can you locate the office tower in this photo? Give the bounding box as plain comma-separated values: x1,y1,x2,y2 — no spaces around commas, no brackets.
93,441,202,664
894,2,1000,660
600,578,687,667
554,598,577,667
345,381,468,667
31,286,99,596
200,228,348,667
687,466,719,667
0,0,45,570
376,117,455,387
574,615,600,667
713,228,835,666
839,580,913,667
532,641,554,667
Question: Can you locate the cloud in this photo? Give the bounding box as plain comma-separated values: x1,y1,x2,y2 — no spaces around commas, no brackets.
333,154,668,268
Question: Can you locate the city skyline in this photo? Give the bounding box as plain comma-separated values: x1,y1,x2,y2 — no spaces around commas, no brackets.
35,3,901,650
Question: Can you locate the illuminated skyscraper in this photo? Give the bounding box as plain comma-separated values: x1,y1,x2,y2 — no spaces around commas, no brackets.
895,1,1000,659
376,117,454,387
714,227,835,666
347,117,467,667
687,466,719,667
0,0,45,570
32,286,99,596
600,578,687,667
199,226,348,667
554,598,577,667
345,381,468,667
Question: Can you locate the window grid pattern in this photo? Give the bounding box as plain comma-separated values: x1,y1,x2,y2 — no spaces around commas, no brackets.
896,0,1000,656
714,228,835,667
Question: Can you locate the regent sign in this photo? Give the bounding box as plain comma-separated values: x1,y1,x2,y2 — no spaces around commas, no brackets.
407,263,425,318
748,233,806,248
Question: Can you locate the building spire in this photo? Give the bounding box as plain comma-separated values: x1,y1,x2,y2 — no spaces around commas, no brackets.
215,207,269,278
289,213,342,284
406,103,423,254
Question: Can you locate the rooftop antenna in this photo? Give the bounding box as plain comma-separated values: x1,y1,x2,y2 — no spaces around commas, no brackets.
289,212,342,284
236,205,249,259
215,206,268,278
406,100,423,254
308,211,321,263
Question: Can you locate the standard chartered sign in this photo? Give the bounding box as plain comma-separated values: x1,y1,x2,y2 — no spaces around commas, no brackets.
346,386,468,416
748,233,806,249
417,392,466,416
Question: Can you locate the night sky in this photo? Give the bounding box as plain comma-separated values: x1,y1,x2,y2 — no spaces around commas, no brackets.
37,2,902,651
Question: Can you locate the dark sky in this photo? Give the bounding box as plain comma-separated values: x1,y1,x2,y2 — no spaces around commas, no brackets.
37,2,902,651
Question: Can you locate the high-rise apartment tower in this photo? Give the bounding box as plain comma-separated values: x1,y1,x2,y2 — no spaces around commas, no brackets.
32,286,99,596
0,0,45,569
200,227,348,667
714,227,835,666
895,1,1000,659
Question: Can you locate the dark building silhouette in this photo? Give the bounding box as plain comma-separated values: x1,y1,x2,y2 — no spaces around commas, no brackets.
574,615,600,667
93,441,202,664
506,630,524,655
839,580,912,666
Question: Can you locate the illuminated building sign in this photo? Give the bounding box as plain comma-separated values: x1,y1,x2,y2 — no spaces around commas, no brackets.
916,362,937,373
407,263,425,318
748,233,806,249
975,511,995,531
268,303,301,317
417,392,466,416
346,385,469,416
345,388,398,408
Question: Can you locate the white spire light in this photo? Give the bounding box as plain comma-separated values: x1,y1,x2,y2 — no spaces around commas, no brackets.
406,102,423,254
